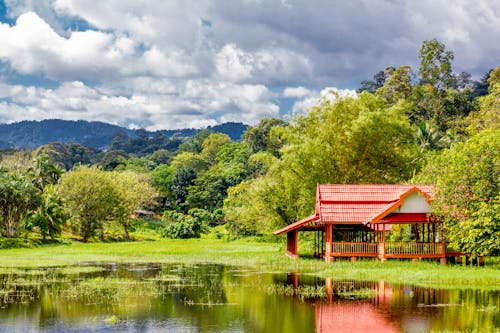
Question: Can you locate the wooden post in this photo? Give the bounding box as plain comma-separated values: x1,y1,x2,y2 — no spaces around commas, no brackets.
441,221,446,263
286,230,299,258
379,226,386,262
324,224,333,262
325,278,333,302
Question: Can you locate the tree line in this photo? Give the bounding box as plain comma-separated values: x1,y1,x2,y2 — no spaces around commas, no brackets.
0,39,498,257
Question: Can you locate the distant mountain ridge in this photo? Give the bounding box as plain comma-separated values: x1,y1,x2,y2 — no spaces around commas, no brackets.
0,119,248,149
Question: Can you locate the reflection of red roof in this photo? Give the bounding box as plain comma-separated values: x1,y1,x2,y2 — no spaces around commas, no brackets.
315,302,399,333
274,184,434,234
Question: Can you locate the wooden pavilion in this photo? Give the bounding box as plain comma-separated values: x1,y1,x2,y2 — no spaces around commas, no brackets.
273,184,450,264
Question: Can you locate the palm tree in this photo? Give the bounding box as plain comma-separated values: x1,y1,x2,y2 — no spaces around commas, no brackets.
415,122,450,151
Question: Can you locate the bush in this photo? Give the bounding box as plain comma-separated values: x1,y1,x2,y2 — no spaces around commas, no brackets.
0,237,37,249
161,210,207,239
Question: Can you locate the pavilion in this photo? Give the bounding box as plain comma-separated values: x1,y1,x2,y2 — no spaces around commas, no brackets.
273,184,452,264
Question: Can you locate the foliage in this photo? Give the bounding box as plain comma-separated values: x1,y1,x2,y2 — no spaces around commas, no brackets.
200,133,232,165
418,38,456,90
57,166,123,241
110,171,159,239
467,65,500,134
414,130,499,256
161,210,207,239
25,185,67,239
450,197,500,258
225,93,417,234
35,143,100,170
243,118,287,156
357,68,393,93
414,122,450,151
29,154,64,189
375,65,413,104
0,170,41,238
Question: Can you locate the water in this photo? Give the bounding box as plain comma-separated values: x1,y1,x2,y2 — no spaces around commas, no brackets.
0,263,498,332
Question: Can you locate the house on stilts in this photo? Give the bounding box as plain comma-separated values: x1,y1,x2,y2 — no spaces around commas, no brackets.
273,184,463,264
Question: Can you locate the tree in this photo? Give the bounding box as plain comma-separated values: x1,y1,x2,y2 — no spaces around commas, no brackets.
418,38,457,90
376,66,413,104
25,185,67,239
467,66,500,133
0,171,40,238
414,122,450,151
357,68,393,93
472,70,491,98
225,93,417,233
151,164,176,209
29,154,63,190
200,133,231,165
178,130,212,154
187,142,251,213
111,171,158,239
171,167,197,211
57,166,122,241
414,130,499,257
243,118,287,156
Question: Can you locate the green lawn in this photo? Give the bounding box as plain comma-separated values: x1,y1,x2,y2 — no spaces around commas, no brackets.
0,238,499,290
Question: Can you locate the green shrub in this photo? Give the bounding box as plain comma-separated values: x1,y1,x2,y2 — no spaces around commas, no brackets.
161,210,207,239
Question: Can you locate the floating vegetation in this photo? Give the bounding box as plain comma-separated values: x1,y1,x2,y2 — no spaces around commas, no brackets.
263,283,327,301
59,277,164,304
334,288,378,300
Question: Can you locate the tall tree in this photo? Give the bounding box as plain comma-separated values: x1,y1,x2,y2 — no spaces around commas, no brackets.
418,38,457,90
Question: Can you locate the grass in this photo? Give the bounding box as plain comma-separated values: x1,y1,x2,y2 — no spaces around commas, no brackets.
0,238,499,290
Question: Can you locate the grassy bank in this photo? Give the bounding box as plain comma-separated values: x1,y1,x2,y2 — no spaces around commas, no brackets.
0,238,499,290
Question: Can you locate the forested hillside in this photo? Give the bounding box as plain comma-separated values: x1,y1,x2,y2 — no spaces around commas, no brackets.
0,39,498,257
0,119,247,150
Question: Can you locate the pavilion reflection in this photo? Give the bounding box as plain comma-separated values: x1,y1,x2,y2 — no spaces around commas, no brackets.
284,273,444,333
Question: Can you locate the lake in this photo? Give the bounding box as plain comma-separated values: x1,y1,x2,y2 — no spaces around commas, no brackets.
0,263,498,332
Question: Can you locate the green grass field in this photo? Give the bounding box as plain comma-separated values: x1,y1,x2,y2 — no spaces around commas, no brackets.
0,237,499,290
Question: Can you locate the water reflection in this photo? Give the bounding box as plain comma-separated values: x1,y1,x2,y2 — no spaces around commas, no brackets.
0,264,498,332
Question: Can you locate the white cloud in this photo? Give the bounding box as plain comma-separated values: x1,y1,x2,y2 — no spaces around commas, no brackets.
290,87,357,113
0,78,279,130
0,11,200,81
1,0,500,131
283,86,314,98
215,43,312,84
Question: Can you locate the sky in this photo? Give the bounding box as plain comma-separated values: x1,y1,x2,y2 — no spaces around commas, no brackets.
0,0,499,130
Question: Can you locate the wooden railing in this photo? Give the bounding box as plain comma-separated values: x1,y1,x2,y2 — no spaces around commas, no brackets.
331,242,378,255
384,242,443,256
329,242,444,257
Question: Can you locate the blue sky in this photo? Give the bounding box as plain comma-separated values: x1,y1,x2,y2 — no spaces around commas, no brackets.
0,0,499,130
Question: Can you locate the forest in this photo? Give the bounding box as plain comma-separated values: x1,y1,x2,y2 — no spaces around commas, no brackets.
0,39,498,259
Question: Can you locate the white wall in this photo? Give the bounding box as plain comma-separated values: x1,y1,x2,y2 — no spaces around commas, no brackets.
394,191,431,213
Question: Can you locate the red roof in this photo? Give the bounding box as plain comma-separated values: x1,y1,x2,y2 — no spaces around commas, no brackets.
274,184,434,234
317,184,433,224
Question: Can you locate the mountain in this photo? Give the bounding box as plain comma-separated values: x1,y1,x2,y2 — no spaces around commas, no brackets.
0,119,248,149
